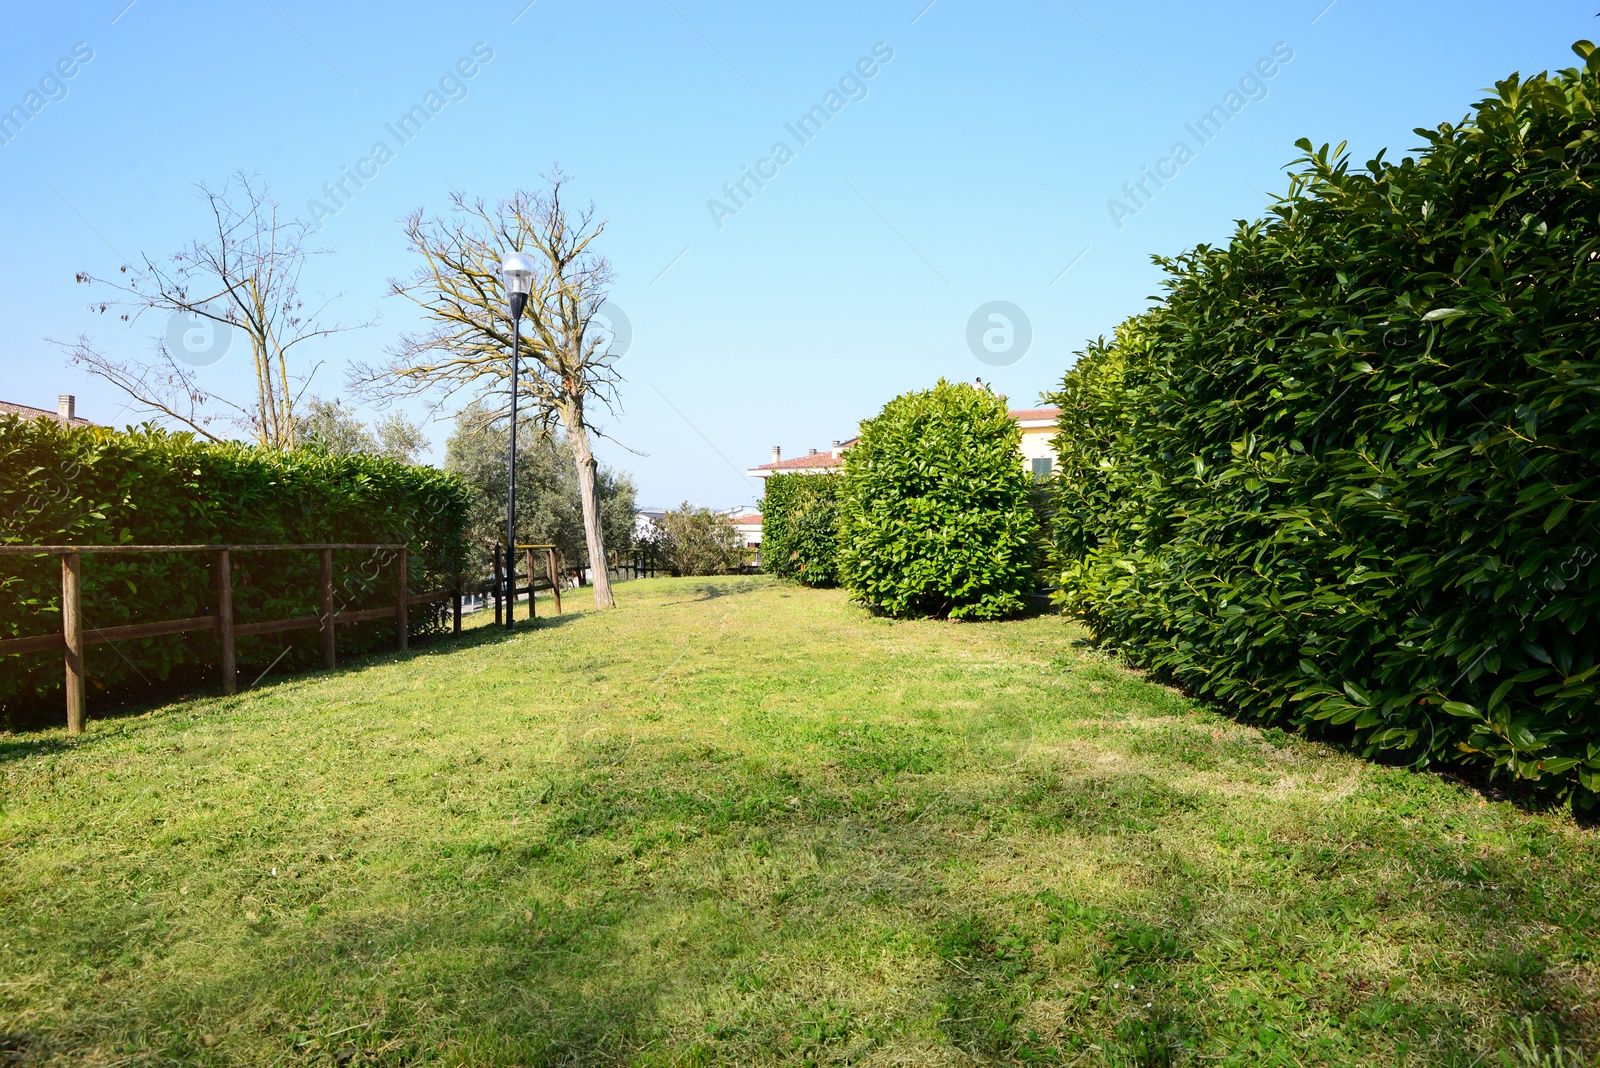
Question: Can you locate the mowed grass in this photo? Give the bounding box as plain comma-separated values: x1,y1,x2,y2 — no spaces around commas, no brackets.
1,576,1597,1067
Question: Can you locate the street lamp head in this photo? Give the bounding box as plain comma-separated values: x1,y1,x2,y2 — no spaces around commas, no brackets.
500,252,536,319
500,252,536,295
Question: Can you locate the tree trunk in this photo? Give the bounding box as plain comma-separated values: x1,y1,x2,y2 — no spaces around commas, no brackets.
564,407,615,609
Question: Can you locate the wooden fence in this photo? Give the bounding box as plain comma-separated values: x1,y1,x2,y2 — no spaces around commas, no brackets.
613,547,665,580
558,546,756,584
0,543,459,734
492,543,564,624
2,540,757,733
493,546,667,619
451,543,653,624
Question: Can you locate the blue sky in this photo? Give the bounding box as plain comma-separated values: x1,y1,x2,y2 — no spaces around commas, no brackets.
0,0,1587,510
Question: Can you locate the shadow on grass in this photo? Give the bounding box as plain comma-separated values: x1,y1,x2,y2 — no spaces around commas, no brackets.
11,888,659,1066
0,1031,34,1066
0,609,588,759
1060,623,1590,823
8,722,1600,1064
7,593,1599,1064
0,734,77,765
657,577,771,607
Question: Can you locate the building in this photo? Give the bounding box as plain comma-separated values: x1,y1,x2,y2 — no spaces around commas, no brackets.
633,507,667,546
0,394,96,428
728,511,763,547
1011,408,1061,481
745,439,853,480
745,408,1061,482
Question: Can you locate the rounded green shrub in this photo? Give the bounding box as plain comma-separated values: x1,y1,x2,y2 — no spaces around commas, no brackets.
838,380,1039,620
761,473,840,586
650,503,744,576
1048,43,1600,803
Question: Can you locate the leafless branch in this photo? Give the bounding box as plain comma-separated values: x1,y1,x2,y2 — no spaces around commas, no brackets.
51,334,247,442
70,172,370,447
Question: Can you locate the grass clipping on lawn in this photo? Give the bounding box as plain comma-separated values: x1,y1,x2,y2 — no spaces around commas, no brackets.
1,576,1595,1066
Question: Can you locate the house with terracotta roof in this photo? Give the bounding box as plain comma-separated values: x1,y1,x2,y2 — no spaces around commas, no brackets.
746,408,1061,482
728,511,763,547
1011,408,1061,481
745,439,853,479
0,395,97,428
739,407,1062,545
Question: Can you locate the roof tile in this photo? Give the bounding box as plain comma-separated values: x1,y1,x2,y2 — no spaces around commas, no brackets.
751,453,844,472
0,400,98,428
1008,407,1062,422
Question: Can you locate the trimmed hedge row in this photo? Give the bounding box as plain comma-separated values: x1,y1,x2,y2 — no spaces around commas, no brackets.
1047,45,1600,802
760,473,840,586
840,381,1038,620
1,417,471,722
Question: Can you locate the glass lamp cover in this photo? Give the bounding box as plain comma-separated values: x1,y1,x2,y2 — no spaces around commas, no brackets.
500,252,536,296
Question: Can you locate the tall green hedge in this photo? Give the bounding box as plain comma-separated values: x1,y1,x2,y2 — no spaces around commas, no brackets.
839,381,1039,620
761,473,840,586
1048,43,1600,802
1,417,471,722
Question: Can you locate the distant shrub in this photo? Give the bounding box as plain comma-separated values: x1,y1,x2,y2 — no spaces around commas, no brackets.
1047,43,1600,803
0,417,471,722
838,380,1039,620
652,504,743,576
761,473,840,586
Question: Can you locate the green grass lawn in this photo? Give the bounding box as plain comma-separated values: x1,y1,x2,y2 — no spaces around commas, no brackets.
2,576,1596,1066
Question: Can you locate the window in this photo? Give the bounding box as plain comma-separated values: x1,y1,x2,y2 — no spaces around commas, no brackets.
1031,456,1053,482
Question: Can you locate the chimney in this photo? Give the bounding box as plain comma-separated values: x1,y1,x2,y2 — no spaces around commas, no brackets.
808,447,818,456
58,395,75,423
771,445,781,464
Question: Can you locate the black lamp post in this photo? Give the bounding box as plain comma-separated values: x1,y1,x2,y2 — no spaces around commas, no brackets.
500,252,535,631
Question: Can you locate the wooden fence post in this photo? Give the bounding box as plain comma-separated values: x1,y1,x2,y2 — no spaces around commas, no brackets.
547,548,561,614
62,551,85,734
493,545,503,626
320,548,336,670
525,548,536,621
215,549,235,696
395,546,409,652
452,571,462,635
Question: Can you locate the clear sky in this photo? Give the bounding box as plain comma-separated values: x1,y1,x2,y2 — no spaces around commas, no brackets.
0,1,1587,510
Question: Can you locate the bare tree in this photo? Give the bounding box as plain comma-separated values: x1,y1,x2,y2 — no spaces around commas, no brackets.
60,173,356,447
349,174,624,609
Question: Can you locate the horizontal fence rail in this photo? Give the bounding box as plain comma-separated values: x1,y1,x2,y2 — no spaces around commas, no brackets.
0,544,412,555
475,545,670,625
0,543,458,734
5,540,713,732
510,544,562,622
